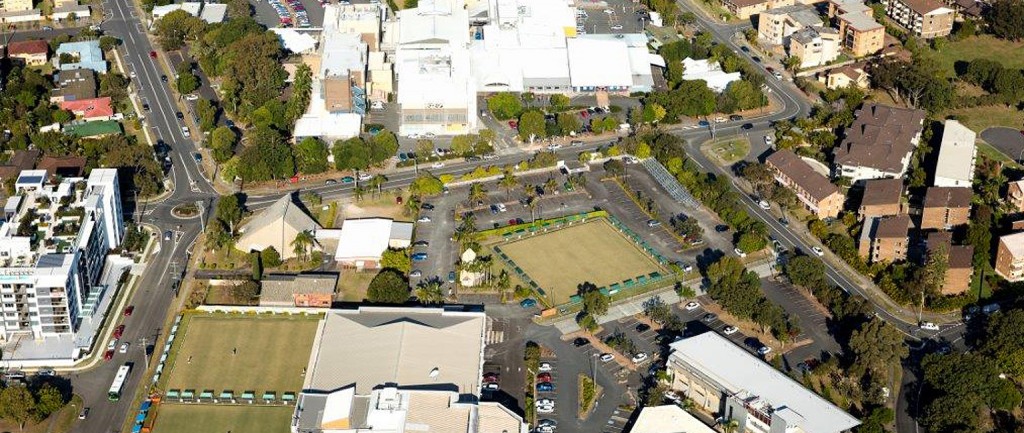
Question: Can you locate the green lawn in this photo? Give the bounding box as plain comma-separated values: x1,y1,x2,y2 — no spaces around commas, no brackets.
923,35,1024,77
162,314,320,395
152,405,292,433
702,138,751,165
498,219,665,305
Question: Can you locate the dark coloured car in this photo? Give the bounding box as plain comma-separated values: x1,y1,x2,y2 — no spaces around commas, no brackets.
113,325,125,339
636,323,651,332
176,112,184,120
142,103,150,112
740,46,749,52
340,176,355,183
752,56,761,62
411,253,428,261
123,306,134,316
421,203,435,210
698,120,710,127
536,382,555,392
741,123,753,130
161,75,168,82
520,298,537,308
715,224,729,232
729,114,743,121
536,372,552,382
573,337,590,347
702,313,718,323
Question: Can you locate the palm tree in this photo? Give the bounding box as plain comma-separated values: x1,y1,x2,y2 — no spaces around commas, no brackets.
528,198,539,222
291,230,314,261
543,177,558,194
403,195,421,216
354,185,365,202
498,170,518,199
416,280,445,304
468,183,487,204
368,174,387,198
496,270,511,302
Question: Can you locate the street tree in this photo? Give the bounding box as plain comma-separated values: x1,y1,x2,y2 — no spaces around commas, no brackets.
209,126,236,163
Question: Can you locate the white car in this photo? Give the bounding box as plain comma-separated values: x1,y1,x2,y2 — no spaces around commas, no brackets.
536,399,555,407
599,353,614,362
812,246,825,257
734,248,747,258
684,301,700,311
129,70,137,78
483,382,500,391
764,135,774,146
538,425,555,433
723,326,738,335
107,339,118,351
119,342,130,354
417,216,432,223
603,8,614,13
610,24,623,30
431,162,445,169
714,116,726,123
547,143,562,151
538,362,553,372
758,200,771,210
757,346,772,355
631,353,648,363
358,172,372,181
181,126,191,138
536,405,555,414
184,94,199,101
497,203,507,212
919,322,940,331
681,263,694,273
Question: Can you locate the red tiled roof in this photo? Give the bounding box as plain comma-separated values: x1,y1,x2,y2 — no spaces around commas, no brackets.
60,97,114,119
765,149,841,202
6,39,48,56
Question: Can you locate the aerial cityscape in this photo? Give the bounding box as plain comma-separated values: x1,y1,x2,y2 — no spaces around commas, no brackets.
0,0,1022,430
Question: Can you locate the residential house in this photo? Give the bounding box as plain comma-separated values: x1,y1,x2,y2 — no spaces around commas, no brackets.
858,178,904,220
60,97,114,121
724,0,795,20
765,149,845,219
921,186,972,230
833,103,926,182
789,27,841,68
880,0,955,38
5,39,48,65
333,218,414,269
925,232,974,295
54,40,107,73
859,214,910,263
947,0,986,19
757,4,823,45
933,119,977,188
995,232,1024,282
236,194,321,260
823,62,870,89
259,273,337,308
52,68,98,103
666,333,861,433
1007,180,1024,213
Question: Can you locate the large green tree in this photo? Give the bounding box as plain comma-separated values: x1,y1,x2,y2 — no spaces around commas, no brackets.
367,269,410,303
154,9,205,50
293,137,329,174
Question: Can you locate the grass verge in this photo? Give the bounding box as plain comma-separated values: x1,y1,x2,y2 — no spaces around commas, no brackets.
577,374,601,419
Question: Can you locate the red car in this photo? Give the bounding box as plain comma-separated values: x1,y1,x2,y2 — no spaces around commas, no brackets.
580,110,590,119
508,120,518,129
536,373,552,383
483,373,500,383
149,51,157,59
113,325,125,339
103,350,114,361
123,306,134,317
508,219,517,225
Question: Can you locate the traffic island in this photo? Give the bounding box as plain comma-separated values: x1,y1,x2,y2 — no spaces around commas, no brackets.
577,374,601,419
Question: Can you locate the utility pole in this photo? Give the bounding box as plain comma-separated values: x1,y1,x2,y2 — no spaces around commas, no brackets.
138,336,150,368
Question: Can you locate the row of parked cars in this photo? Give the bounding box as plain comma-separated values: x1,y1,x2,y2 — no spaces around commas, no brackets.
270,0,310,27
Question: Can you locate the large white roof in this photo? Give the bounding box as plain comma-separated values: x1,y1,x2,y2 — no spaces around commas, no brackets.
270,28,318,54
630,405,717,433
334,218,397,260
669,333,860,433
934,119,977,187
567,37,632,88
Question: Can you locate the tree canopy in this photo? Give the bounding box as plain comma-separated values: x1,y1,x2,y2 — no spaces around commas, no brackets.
367,269,410,304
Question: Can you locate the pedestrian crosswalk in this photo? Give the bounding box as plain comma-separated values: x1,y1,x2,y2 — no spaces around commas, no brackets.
485,330,504,345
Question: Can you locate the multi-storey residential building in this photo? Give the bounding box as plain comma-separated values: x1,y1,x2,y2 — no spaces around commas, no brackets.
765,149,845,219
757,4,822,45
858,178,904,220
1007,180,1024,213
933,119,977,188
833,103,925,182
859,214,910,263
0,169,123,340
837,12,884,56
880,0,954,38
925,232,974,295
995,232,1024,283
921,186,971,230
724,0,795,20
789,27,841,68
667,332,861,433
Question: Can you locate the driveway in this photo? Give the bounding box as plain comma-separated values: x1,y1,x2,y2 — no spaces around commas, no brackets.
980,126,1024,162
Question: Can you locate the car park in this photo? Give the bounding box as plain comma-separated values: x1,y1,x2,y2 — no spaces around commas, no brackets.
684,301,700,310
599,353,614,362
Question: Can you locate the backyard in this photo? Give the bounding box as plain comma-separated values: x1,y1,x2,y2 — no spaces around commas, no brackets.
161,313,320,394
151,405,293,433
496,219,665,305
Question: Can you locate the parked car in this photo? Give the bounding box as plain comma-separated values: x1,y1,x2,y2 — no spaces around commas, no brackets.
414,240,429,246
723,326,738,335
411,253,428,261
811,246,824,257
417,216,432,223
340,176,355,183
684,301,700,311
536,372,552,382
919,322,940,331
599,353,614,362
483,372,500,383
113,325,125,339
448,271,456,283
758,200,771,210
536,399,555,407
536,405,555,414
702,313,718,323
764,135,774,146
573,337,590,347
536,382,555,392
123,306,134,316
631,352,648,363
538,362,553,372
520,298,537,308
483,382,499,391
149,51,157,58
103,350,114,361
78,408,90,420
410,270,423,277
646,219,661,227
758,346,773,355
636,323,651,332
729,114,743,121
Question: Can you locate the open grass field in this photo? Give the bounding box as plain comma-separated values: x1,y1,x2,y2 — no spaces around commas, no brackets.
499,220,664,305
152,405,292,433
163,314,319,394
922,35,1024,77
702,138,751,165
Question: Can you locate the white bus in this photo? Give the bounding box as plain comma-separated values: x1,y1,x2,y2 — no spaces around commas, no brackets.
108,364,132,401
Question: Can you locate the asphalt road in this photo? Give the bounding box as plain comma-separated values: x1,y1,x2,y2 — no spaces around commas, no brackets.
980,126,1024,162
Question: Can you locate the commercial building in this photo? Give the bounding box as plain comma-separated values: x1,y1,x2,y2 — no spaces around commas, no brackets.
925,232,973,295
629,405,718,433
933,120,976,188
765,149,845,219
0,169,123,340
259,273,337,308
995,232,1024,283
880,0,954,38
724,0,795,20
54,40,107,73
1007,180,1024,213
667,332,860,433
757,5,822,45
858,178,903,220
833,103,925,182
682,58,741,92
236,195,321,260
789,27,841,68
859,214,910,263
921,186,972,230
150,2,225,23
291,306,526,433
334,218,413,270
5,39,48,65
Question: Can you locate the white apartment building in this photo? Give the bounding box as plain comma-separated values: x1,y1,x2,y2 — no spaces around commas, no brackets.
933,119,977,188
0,169,123,340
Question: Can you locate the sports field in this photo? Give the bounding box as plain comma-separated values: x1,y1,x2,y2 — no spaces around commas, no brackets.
499,220,664,305
163,314,319,394
152,405,292,433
